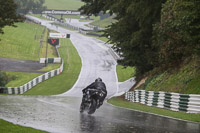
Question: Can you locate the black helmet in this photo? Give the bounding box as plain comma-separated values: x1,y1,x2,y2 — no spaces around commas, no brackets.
95,77,102,82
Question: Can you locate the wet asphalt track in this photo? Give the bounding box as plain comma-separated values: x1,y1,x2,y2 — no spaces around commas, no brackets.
0,96,199,133
0,17,200,133
0,57,46,73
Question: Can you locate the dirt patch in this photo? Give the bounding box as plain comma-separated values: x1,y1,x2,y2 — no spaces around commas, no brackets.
130,76,148,91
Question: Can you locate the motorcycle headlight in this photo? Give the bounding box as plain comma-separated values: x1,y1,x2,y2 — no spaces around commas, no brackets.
99,93,103,97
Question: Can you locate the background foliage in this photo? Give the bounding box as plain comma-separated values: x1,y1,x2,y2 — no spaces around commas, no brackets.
14,0,46,14
0,0,22,34
153,0,200,69
80,0,166,76
0,72,8,86
80,0,200,78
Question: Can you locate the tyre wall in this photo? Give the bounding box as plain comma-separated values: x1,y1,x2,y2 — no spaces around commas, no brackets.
125,90,200,113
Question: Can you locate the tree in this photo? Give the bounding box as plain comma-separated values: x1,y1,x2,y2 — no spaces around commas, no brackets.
14,0,46,14
0,0,22,34
0,72,8,86
80,0,166,75
153,0,200,69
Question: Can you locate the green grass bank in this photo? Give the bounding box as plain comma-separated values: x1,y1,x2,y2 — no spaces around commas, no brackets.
0,119,46,133
90,16,117,28
0,22,57,60
137,57,200,94
116,65,135,82
0,22,43,61
44,0,83,10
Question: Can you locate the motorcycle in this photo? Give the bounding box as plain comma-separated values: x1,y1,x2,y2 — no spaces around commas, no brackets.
80,88,105,114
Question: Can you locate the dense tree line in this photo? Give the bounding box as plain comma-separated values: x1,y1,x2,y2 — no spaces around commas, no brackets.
14,0,46,14
80,0,200,77
153,0,200,69
0,0,46,35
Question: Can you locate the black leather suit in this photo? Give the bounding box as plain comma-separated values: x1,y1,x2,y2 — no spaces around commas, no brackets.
82,80,107,107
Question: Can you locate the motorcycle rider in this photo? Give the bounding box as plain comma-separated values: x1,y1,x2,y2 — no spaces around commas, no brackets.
82,77,107,108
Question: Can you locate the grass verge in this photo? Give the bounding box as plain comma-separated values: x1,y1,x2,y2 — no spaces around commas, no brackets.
44,0,83,10
0,22,57,60
38,64,60,71
137,57,200,94
97,36,109,42
0,119,46,133
39,28,58,58
24,38,81,95
3,64,60,88
108,97,200,122
29,14,49,20
0,22,43,61
5,72,41,87
116,65,136,82
91,16,117,28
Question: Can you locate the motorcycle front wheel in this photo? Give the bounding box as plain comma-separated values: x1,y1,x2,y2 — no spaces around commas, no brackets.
80,101,85,113
88,99,97,114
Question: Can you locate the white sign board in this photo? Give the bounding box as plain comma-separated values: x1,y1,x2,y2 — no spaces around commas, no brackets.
49,33,66,38
43,10,80,15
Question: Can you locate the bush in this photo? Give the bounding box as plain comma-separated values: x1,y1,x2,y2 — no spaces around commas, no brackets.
0,72,8,86
153,0,200,69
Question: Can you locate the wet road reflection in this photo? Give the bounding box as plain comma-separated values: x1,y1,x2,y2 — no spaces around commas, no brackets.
0,95,199,133
80,114,99,132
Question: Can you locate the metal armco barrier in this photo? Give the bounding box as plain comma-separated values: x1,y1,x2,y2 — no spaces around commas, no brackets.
0,60,64,95
54,21,80,31
125,90,200,113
